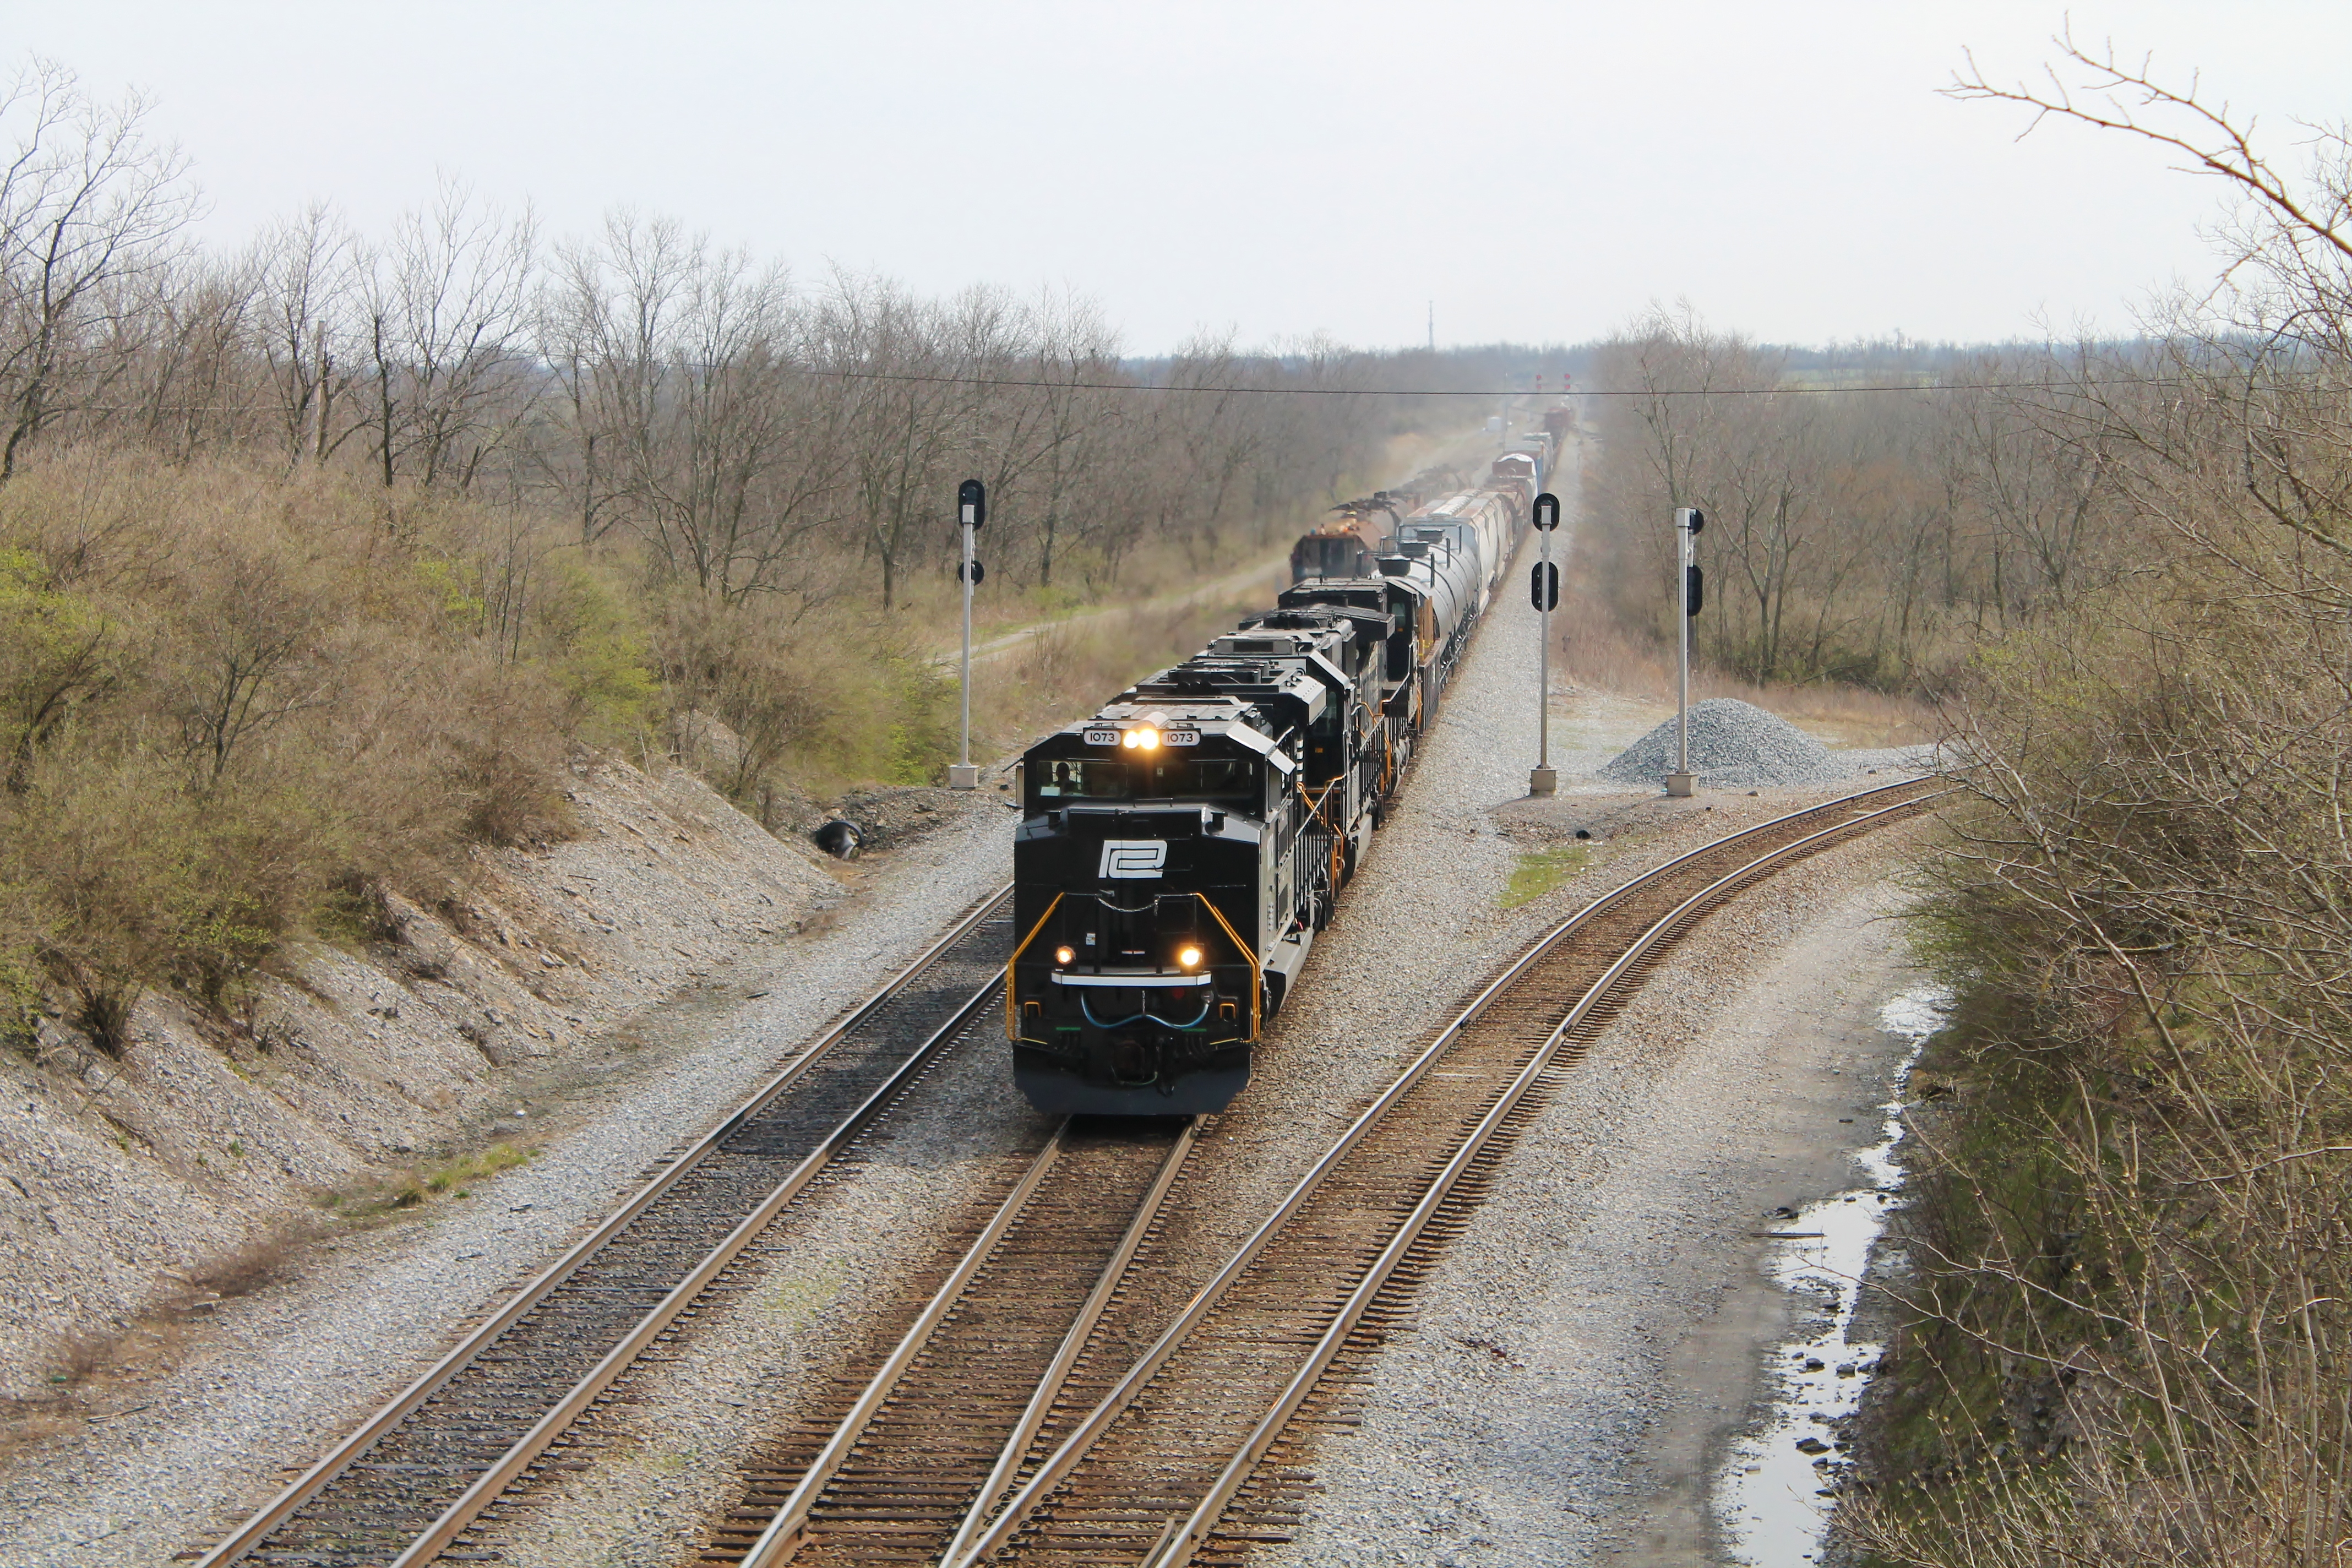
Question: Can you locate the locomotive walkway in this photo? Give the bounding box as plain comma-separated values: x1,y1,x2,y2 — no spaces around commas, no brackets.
693,778,1938,1568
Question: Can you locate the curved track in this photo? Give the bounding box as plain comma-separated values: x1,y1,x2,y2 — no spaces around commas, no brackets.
687,780,1932,1568
197,885,1015,1568
957,781,1935,1567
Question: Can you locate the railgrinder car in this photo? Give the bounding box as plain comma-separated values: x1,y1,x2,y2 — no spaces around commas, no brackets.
1006,439,1551,1114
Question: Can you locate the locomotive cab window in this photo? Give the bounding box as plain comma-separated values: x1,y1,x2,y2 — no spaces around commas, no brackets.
1036,760,1130,799
1184,759,1256,801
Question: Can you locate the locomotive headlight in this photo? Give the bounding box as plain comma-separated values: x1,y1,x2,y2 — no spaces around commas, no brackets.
1178,945,1203,968
1137,726,1159,750
1120,730,1139,749
1053,945,1076,966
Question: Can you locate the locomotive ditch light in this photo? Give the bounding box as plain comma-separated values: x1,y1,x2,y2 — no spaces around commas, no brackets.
1054,945,1076,966
1178,945,1204,968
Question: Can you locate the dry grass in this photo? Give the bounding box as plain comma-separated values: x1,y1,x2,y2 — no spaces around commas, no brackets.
0,1215,320,1458
184,1231,298,1300
321,1137,537,1218
973,594,1273,759
1549,571,1936,747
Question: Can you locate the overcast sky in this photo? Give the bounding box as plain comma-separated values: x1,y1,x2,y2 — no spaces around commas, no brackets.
7,1,2345,355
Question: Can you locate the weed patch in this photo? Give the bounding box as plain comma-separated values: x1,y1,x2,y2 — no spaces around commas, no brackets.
326,1139,535,1218
1501,845,1589,910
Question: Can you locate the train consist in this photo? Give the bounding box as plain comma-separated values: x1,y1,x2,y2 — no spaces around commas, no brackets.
1007,432,1555,1114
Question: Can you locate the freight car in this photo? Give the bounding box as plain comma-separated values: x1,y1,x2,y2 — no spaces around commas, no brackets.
1006,436,1546,1114
1289,493,1409,582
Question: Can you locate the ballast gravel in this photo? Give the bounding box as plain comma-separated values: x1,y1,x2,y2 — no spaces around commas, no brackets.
1599,697,1853,790
0,795,1016,1568
1251,832,1932,1568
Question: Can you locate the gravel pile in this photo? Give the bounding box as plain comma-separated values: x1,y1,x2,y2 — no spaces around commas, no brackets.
1598,698,1853,790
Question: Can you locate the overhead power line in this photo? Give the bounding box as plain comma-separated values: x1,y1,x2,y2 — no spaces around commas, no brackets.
804,366,2157,398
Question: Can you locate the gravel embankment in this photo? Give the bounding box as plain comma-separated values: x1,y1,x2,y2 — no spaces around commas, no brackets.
0,758,845,1404
0,795,1017,1568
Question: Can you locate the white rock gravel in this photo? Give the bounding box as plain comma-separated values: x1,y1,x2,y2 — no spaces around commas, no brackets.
1598,698,1851,790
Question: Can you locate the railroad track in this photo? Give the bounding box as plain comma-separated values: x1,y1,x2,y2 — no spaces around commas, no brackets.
194,884,1017,1568
704,1117,1199,1567
703,778,1932,1568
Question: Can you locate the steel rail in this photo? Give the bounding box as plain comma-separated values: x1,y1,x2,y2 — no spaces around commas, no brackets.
942,780,1932,1566
734,1121,1077,1568
198,881,1013,1568
938,1115,1200,1568
386,970,1009,1566
727,1116,1200,1568
1139,789,1935,1567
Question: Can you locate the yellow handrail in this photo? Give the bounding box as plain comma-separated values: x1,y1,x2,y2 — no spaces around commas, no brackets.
1008,889,1260,1046
1003,892,1064,1042
1306,778,1346,899
1193,892,1261,1041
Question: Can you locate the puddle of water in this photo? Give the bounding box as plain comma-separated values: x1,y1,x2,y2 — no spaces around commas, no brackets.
1715,984,1952,1566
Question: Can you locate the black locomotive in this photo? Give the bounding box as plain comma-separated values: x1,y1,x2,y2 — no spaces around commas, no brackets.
1006,445,1547,1114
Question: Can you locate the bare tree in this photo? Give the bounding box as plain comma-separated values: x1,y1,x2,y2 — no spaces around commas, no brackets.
818,270,968,611
545,211,845,600
358,177,537,491
253,202,360,466
0,58,198,479
1016,288,1121,587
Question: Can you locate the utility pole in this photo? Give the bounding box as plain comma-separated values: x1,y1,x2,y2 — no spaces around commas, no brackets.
312,320,331,463
950,479,986,789
1529,492,1562,796
1667,507,1705,797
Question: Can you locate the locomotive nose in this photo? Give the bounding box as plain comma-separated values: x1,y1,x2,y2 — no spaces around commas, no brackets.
1109,1034,1153,1084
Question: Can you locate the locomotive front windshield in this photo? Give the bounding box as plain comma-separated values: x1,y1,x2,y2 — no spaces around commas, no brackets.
1031,754,1258,807
1036,759,1129,798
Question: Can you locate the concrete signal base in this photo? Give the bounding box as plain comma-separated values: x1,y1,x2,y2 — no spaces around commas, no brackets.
948,764,980,791
1665,771,1697,798
1529,766,1558,797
